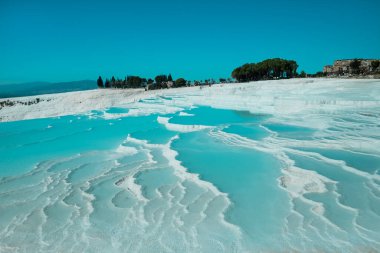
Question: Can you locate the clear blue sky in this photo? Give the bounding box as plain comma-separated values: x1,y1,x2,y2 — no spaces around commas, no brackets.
1,0,379,84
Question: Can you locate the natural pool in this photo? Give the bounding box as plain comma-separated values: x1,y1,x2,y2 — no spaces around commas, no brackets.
1,93,380,252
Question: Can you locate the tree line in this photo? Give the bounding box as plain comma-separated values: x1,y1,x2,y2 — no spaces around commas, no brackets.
96,58,308,90
97,74,232,90
231,58,299,82
97,58,380,90
349,59,380,75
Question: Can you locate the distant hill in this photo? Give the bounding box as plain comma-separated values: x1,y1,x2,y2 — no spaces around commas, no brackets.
0,80,96,99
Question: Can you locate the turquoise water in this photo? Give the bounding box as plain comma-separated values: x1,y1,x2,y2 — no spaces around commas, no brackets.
1,98,380,252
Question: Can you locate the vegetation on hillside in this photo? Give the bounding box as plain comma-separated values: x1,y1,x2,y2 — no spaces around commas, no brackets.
371,60,380,71
96,57,379,90
97,73,229,90
350,59,362,75
231,58,298,82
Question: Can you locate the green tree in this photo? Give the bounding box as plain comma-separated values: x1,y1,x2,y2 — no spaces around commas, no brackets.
127,76,143,88
111,76,116,88
299,71,307,78
231,58,299,82
350,59,361,74
232,67,242,81
154,75,168,88
371,60,380,71
123,77,127,88
97,76,104,88
175,78,187,87
104,78,111,88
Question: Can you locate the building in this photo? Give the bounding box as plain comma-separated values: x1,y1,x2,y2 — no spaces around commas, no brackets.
323,59,380,76
167,81,174,88
323,65,333,74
